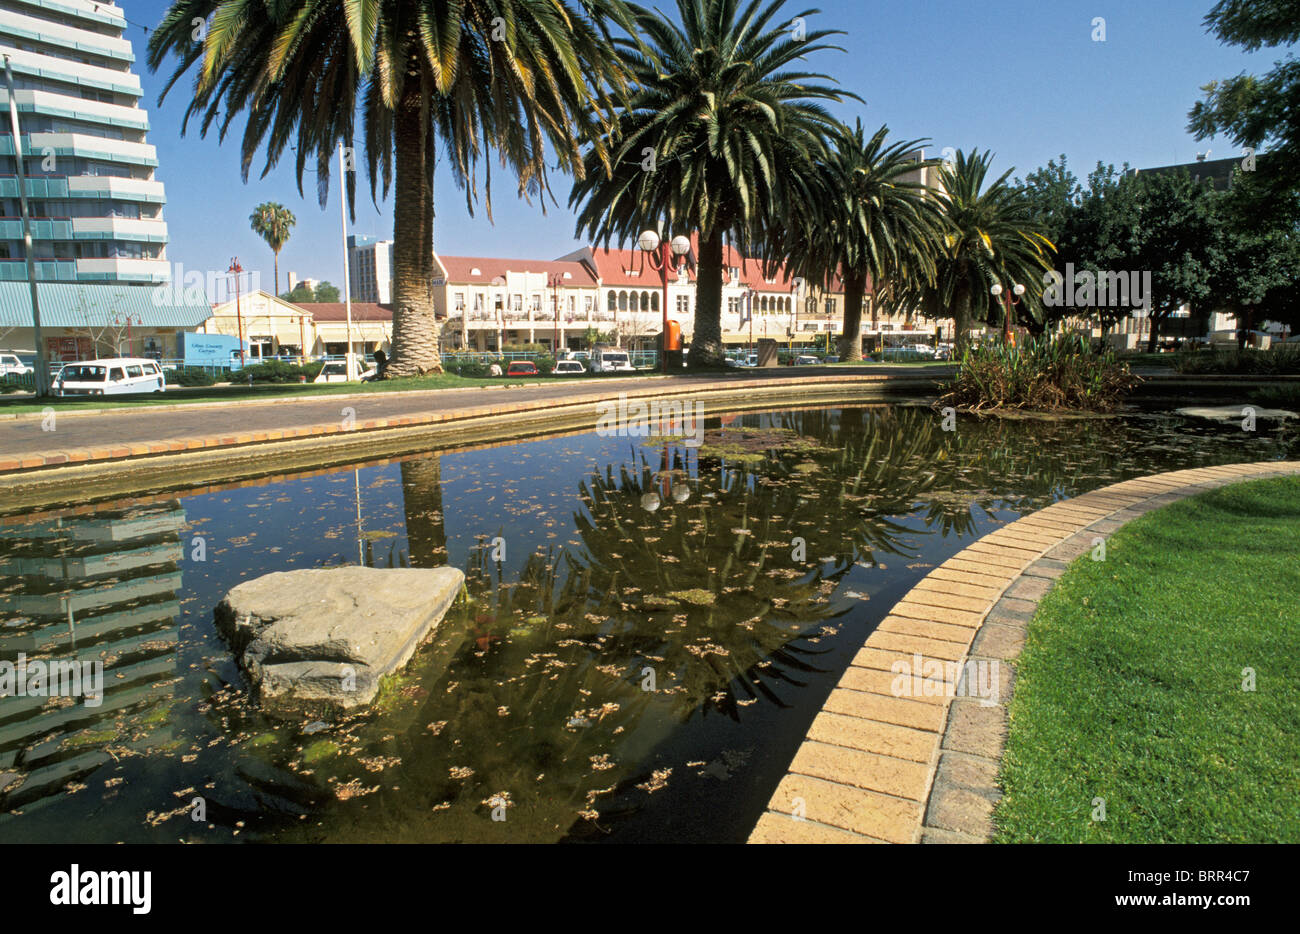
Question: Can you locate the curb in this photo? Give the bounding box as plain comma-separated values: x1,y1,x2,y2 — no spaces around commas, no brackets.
748,461,1300,844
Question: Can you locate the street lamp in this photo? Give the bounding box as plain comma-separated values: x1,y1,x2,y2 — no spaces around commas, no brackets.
638,229,691,374
990,281,1025,344
547,272,563,357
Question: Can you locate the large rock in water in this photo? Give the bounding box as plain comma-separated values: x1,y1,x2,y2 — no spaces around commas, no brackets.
214,566,464,715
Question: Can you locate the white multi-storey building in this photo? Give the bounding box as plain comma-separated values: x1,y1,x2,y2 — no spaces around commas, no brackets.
0,0,169,285
348,235,392,304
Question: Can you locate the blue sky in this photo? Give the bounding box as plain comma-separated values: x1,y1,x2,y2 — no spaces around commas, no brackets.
126,0,1266,299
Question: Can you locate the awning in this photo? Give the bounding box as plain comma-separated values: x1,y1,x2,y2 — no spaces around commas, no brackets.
0,282,212,329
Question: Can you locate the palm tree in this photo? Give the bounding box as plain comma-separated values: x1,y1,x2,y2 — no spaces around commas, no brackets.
930,150,1055,356
249,202,296,297
149,1,632,378
570,0,853,367
782,122,945,361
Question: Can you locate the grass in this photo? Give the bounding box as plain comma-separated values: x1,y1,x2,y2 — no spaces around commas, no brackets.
993,475,1300,843
0,369,652,414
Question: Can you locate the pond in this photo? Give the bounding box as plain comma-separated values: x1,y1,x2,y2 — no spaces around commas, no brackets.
0,405,1294,843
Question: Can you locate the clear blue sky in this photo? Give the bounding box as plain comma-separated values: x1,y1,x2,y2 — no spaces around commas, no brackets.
127,0,1264,299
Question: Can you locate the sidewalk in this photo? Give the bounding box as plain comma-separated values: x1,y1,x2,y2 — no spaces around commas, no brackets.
0,367,948,476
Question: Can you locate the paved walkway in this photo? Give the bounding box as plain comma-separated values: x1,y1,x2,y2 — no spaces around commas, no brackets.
748,461,1300,844
0,367,946,475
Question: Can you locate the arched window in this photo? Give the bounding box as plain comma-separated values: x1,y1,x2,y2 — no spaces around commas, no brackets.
619,291,628,311
650,292,659,312
608,291,617,311
640,292,649,312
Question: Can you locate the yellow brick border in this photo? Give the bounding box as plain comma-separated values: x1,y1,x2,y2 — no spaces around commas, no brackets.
749,461,1300,844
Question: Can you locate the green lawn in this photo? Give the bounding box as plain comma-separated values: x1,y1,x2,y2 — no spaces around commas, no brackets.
993,475,1300,843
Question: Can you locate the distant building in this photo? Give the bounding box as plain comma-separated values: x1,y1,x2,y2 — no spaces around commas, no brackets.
348,235,392,304
203,289,391,359
1129,153,1267,191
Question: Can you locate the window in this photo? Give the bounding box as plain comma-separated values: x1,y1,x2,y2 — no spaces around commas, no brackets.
126,365,143,378
728,296,742,313
618,291,628,311
584,296,594,313
454,292,465,311
607,291,617,311
109,367,125,381
650,293,658,312
825,299,837,315
676,295,689,314
511,294,522,312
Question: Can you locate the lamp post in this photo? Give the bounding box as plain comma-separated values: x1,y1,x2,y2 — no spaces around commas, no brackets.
548,272,562,356
114,312,142,357
638,229,691,374
228,257,246,364
990,281,1025,344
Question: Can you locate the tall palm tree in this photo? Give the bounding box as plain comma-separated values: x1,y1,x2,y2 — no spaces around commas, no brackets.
782,122,945,361
249,202,296,297
570,0,853,367
931,150,1055,356
149,1,632,378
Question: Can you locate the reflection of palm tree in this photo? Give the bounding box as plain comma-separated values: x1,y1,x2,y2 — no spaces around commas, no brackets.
400,457,447,567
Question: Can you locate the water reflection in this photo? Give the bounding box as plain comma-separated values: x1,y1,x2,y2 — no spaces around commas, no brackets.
0,503,182,818
0,406,1293,842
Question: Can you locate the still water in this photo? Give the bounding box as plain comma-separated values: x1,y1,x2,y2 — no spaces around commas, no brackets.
0,405,1294,843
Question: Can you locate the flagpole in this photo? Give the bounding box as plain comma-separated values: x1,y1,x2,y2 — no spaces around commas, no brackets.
338,142,355,380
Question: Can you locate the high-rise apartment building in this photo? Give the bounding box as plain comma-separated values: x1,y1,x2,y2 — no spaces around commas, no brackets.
0,0,169,284
347,235,392,304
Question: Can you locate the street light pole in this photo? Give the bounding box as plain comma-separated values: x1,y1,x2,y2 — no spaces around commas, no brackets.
638,229,690,374
5,55,49,395
228,257,245,364
990,281,1025,344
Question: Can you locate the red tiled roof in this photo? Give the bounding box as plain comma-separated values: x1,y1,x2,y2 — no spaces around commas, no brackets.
436,255,599,286
579,245,694,288
296,302,392,322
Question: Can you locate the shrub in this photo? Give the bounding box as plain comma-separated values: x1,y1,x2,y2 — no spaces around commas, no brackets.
171,367,217,387
1174,344,1300,375
238,360,317,383
939,334,1141,413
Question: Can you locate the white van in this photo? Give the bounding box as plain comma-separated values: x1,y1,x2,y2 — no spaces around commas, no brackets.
591,348,634,373
0,352,32,377
55,358,166,396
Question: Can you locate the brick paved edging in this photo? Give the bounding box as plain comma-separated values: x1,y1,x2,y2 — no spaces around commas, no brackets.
748,461,1300,844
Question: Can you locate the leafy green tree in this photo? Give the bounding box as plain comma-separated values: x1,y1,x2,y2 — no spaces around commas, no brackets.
249,202,296,297
150,0,632,378
1203,167,1300,333
781,122,944,361
930,151,1055,355
1128,170,1224,351
313,281,341,303
569,0,853,367
1188,0,1300,194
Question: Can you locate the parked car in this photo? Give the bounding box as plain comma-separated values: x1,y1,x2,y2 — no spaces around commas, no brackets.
506,361,540,376
55,358,166,396
0,352,33,377
552,359,586,375
793,354,821,366
591,348,634,373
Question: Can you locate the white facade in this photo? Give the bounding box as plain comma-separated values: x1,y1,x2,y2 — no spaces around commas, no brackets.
348,235,392,303
0,0,169,284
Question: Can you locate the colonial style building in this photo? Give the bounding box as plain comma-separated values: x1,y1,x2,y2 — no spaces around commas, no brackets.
203,290,391,360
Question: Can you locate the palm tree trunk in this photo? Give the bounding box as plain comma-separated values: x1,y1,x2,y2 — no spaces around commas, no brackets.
273,251,280,298
954,278,973,357
838,272,867,361
385,73,443,378
688,230,725,367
